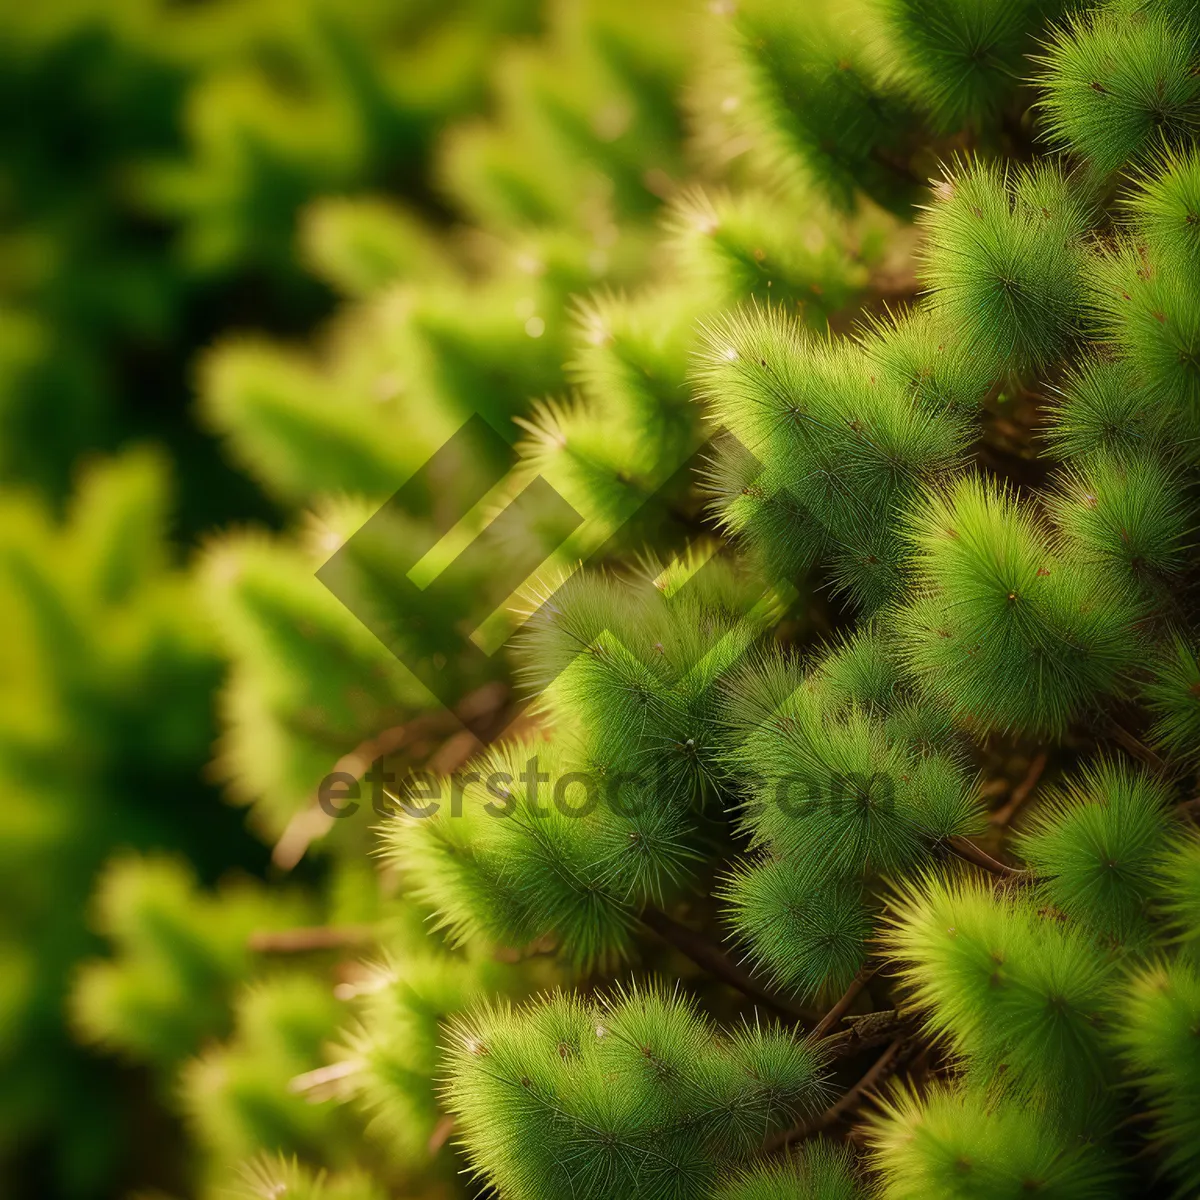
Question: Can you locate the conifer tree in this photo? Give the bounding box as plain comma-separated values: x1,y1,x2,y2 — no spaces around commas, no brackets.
70,1,1200,1198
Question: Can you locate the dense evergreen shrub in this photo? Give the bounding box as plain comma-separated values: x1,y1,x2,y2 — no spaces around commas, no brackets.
65,0,1200,1197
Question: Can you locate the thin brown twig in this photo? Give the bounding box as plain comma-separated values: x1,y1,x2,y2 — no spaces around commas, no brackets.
947,835,1027,878
764,1037,906,1152
989,751,1048,827
640,907,820,1023
1105,718,1168,776
248,925,374,953
810,966,878,1041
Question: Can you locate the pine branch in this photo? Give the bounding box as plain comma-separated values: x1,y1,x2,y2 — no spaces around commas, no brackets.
272,682,510,869
1177,796,1200,822
288,1059,363,1101
870,145,922,189
427,1113,456,1155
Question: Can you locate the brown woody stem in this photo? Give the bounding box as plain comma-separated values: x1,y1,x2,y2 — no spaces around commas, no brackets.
810,966,877,1041
947,835,1027,878
1105,719,1168,775
822,1010,906,1058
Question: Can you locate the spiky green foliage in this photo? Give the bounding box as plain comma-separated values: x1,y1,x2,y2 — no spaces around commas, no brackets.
70,866,562,1195
861,307,996,427
698,306,966,611
668,188,869,324
1046,450,1193,600
1038,1,1200,175
522,554,785,797
447,986,827,1200
1113,958,1200,1193
199,342,420,505
199,254,582,510
1126,144,1200,263
865,1083,1118,1199
386,556,781,964
718,633,982,998
514,285,708,562
892,473,1142,735
919,160,1093,371
384,734,696,965
186,24,1200,1200
714,1142,864,1200
1014,761,1175,945
719,855,874,1002
49,5,1200,1200
1087,146,1200,445
1088,241,1200,440
1160,832,1200,955
877,0,1072,132
711,0,917,210
885,873,1122,1129
1144,635,1200,763
327,946,562,1168
1041,357,1169,460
